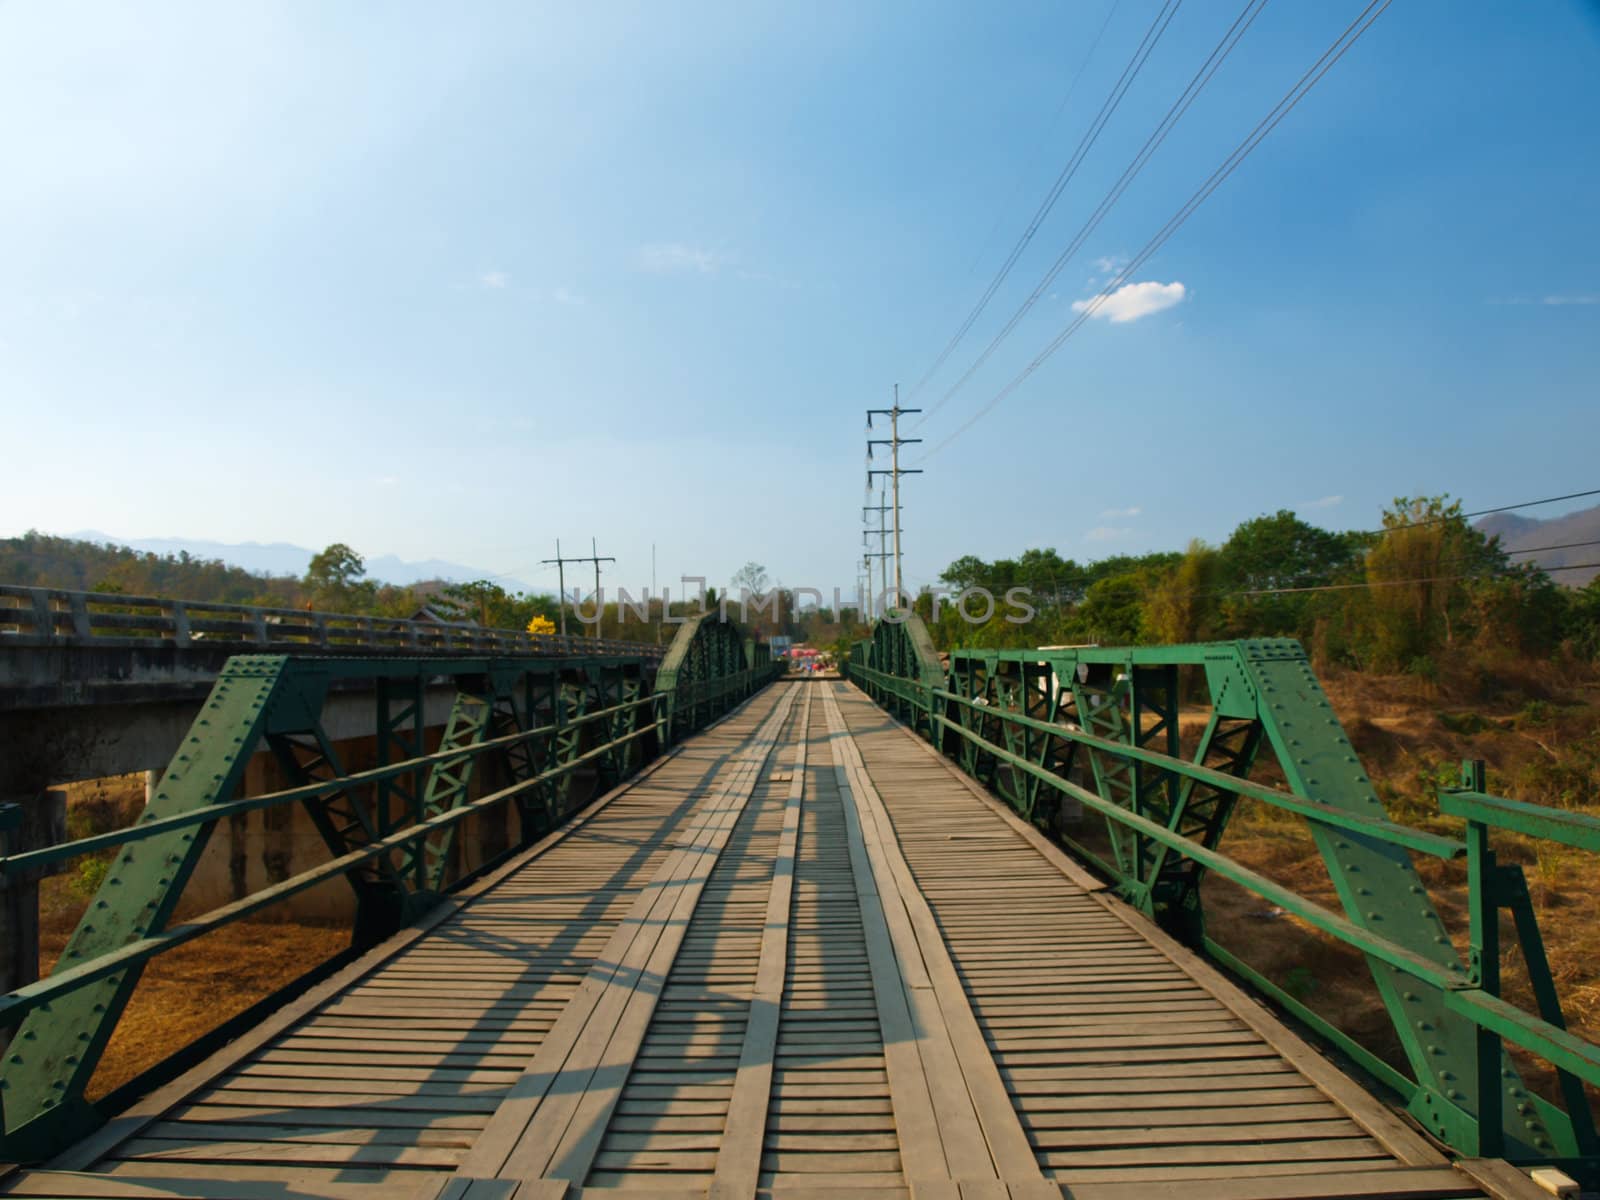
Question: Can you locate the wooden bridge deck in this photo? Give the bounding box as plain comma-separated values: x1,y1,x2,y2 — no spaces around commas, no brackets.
3,681,1532,1200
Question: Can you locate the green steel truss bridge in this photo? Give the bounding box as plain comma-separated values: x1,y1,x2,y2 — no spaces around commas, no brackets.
0,612,1596,1199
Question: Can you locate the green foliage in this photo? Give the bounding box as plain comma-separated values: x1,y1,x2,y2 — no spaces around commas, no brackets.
433,578,557,631
925,495,1594,677
1518,700,1554,728
1143,540,1220,644
0,532,542,630
1513,729,1600,809
70,856,111,901
303,543,377,613
1074,572,1147,645
1216,510,1366,638
0,531,304,606
1438,710,1494,735
1565,577,1600,659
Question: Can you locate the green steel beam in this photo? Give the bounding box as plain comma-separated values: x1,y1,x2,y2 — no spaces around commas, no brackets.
0,655,289,1155
0,700,659,878
845,617,1594,1165
0,717,665,1030
0,642,781,1161
653,612,778,744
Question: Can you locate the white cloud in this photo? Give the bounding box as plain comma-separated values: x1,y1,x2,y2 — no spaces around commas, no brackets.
550,287,586,307
478,270,510,289
1488,293,1598,306
1100,505,1142,519
1305,494,1343,509
1073,280,1186,324
1085,526,1131,542
637,243,724,274
1093,255,1126,277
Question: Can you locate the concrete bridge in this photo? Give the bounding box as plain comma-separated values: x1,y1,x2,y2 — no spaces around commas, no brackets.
0,585,676,931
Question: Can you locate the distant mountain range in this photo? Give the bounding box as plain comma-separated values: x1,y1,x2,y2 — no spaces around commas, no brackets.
1476,502,1600,587
60,505,1600,598
67,531,537,592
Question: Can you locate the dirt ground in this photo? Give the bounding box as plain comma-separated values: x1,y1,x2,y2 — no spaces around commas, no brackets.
36,774,349,1100
1203,661,1600,1111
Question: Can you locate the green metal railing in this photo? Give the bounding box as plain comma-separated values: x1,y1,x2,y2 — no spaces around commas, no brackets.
846,617,1600,1180
0,615,781,1161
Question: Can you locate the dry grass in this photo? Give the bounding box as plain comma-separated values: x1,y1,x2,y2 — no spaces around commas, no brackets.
38,774,348,1100
39,910,348,1100
1205,661,1600,1111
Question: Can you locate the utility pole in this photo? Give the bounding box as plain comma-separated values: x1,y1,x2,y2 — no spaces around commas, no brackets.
546,539,567,636
862,533,891,610
541,538,616,638
867,385,922,603
863,488,894,600
591,538,607,639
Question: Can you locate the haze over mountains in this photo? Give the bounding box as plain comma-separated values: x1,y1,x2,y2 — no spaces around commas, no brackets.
1476,503,1600,587
67,531,538,593
56,504,1600,597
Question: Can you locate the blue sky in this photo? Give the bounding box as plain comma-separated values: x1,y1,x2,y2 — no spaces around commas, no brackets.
3,1,1597,600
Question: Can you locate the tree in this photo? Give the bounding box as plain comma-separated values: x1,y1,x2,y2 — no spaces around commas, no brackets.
1565,577,1600,660
1361,496,1497,670
940,555,991,592
304,543,375,612
730,562,769,596
526,614,557,636
1144,541,1220,644
439,579,513,626
1217,510,1364,638
1073,572,1147,646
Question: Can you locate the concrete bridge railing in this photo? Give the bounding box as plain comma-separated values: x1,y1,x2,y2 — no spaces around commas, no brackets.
0,584,659,658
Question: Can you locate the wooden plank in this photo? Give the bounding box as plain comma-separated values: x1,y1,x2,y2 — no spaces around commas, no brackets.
1452,1159,1549,1200
1082,891,1446,1168
456,686,799,1185
824,693,951,1185
533,692,799,1183
712,687,812,1200
827,683,1494,1194
43,705,729,1175
823,687,1046,1191
1064,1165,1487,1199
1,1167,442,1199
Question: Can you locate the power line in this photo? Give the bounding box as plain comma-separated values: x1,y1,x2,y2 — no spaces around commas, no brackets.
1459,488,1600,524
929,492,1600,598
960,0,1127,280
906,0,1184,411
1355,488,1600,537
1505,537,1600,557
868,387,922,598
949,561,1600,615
920,0,1270,429
1225,561,1600,600
540,538,615,638
919,0,1393,462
